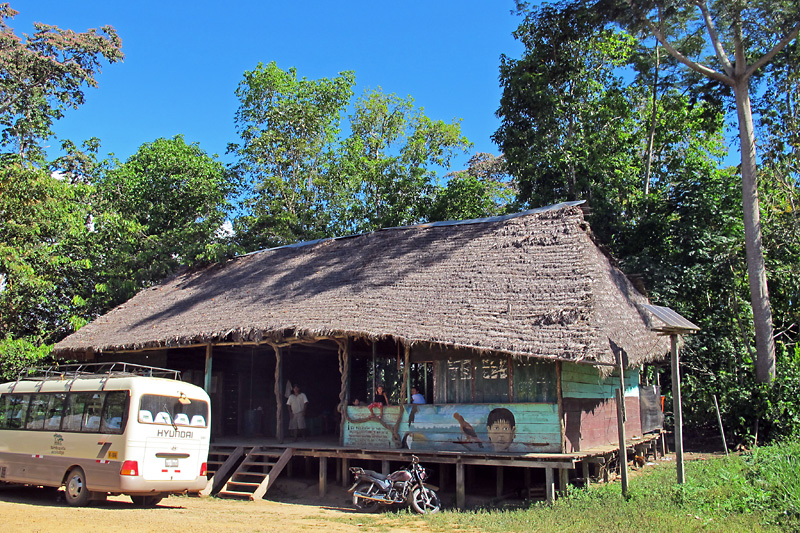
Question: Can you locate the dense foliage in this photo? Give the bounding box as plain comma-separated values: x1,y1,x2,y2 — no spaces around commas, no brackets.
495,0,800,443
1,2,799,446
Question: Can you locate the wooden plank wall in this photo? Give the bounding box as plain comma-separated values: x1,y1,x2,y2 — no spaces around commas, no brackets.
561,362,642,452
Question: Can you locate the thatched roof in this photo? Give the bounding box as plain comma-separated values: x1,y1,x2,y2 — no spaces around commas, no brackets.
54,202,669,367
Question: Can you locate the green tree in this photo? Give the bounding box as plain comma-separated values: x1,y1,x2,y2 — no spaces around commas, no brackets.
0,3,122,162
619,0,800,384
341,88,471,232
89,136,234,312
429,153,513,221
229,62,355,250
494,2,645,248
0,161,93,340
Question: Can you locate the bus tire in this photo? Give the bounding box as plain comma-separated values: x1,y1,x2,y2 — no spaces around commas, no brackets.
130,494,163,507
64,467,92,507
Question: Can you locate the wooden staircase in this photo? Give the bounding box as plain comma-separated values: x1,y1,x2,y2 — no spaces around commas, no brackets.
213,446,294,500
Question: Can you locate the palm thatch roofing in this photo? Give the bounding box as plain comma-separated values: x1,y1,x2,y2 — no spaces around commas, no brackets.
54,202,669,367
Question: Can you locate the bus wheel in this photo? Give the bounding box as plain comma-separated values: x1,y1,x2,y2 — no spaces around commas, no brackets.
130,495,163,507
64,467,91,507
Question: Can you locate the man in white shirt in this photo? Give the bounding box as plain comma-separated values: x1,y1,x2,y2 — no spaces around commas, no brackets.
286,384,309,440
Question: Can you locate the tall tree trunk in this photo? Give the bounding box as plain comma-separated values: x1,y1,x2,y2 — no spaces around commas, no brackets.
734,80,776,383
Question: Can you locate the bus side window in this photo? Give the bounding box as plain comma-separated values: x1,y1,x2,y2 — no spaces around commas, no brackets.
27,394,50,430
101,391,127,434
0,394,12,429
138,410,153,423
63,393,88,432
9,394,30,429
44,393,66,430
82,393,104,432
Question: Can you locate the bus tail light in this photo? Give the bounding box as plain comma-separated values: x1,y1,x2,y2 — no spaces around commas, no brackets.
200,462,207,477
120,460,139,476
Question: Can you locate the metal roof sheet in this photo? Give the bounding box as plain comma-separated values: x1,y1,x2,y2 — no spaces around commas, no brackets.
643,305,700,334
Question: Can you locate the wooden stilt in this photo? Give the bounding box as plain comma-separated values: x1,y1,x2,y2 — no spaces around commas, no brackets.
456,460,465,509
545,467,555,504
558,468,569,494
381,460,390,475
341,458,349,487
319,456,327,497
496,466,504,498
581,461,590,487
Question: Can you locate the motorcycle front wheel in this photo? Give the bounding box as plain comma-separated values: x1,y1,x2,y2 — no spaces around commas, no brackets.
352,482,382,513
409,485,441,514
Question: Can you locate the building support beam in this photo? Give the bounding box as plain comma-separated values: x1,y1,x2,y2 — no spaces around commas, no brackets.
319,456,327,497
456,460,465,509
273,345,284,443
204,343,213,394
671,334,685,484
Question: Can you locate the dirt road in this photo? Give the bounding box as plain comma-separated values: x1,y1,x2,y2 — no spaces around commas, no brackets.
0,479,440,533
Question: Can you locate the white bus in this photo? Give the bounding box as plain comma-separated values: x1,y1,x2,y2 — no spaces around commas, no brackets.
0,363,210,506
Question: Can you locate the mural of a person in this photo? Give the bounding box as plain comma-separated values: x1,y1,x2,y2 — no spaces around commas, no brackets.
486,407,516,452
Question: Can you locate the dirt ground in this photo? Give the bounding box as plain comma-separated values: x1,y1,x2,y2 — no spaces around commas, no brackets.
0,450,720,533
0,477,440,533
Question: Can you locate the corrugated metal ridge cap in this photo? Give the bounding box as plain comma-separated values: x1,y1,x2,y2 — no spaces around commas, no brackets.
242,200,587,257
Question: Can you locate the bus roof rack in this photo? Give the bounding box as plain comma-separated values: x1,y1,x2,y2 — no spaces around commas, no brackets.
18,362,182,382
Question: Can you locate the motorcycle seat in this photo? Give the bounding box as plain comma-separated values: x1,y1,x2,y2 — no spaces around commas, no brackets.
361,469,388,481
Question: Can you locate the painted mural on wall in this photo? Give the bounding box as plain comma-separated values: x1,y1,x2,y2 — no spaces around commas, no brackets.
344,403,561,453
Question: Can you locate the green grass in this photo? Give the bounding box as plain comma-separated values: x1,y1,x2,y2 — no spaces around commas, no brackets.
414,442,800,532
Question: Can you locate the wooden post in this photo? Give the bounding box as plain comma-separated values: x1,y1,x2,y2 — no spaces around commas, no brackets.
439,464,447,491
545,467,555,504
274,345,284,443
341,458,349,487
204,343,213,393
558,468,569,494
401,344,410,403
615,350,629,497
456,460,465,509
671,334,685,484
556,361,566,453
713,394,729,456
615,388,629,496
524,467,531,491
319,456,327,497
496,466,504,498
338,338,351,446
381,460,390,475
581,461,590,487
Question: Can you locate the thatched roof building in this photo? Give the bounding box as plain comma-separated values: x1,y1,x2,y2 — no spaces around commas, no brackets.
54,202,668,367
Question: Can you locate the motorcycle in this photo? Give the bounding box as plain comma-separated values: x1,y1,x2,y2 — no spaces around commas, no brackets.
348,455,441,514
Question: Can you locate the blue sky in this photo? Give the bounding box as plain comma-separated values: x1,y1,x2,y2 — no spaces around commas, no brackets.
13,1,525,172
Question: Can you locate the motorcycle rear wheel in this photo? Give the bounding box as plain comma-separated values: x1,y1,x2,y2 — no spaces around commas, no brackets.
352,482,381,513
410,485,441,514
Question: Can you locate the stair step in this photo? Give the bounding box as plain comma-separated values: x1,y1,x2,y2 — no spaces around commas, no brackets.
228,480,261,487
218,490,255,498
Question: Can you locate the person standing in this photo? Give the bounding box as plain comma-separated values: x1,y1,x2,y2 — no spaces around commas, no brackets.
286,384,308,441
410,387,426,404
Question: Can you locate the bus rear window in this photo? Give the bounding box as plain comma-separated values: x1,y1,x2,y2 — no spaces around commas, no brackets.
138,394,208,428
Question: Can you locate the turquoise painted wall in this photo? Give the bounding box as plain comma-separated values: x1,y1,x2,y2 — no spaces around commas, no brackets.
560,362,639,399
